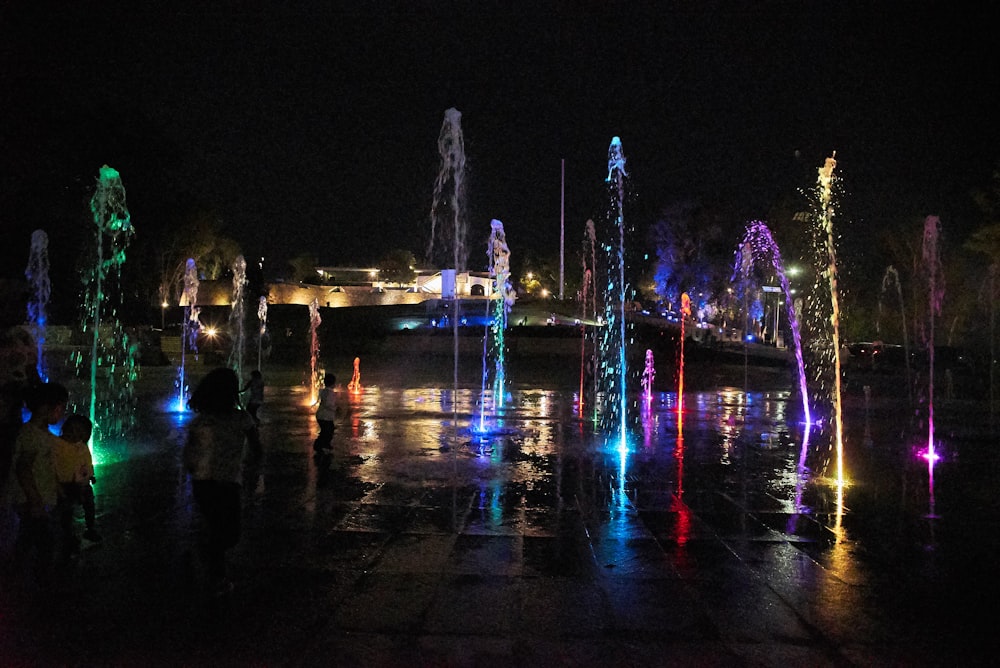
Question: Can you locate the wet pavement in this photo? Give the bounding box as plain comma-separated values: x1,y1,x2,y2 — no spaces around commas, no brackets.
1,359,998,667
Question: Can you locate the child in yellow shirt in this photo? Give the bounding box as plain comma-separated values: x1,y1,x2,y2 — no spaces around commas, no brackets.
12,382,68,582
53,414,101,549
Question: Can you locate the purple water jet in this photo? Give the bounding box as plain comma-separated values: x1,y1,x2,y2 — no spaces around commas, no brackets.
922,215,943,464
176,258,200,412
732,221,811,427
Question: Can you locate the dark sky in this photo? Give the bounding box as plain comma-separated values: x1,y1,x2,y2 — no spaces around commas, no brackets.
1,1,997,280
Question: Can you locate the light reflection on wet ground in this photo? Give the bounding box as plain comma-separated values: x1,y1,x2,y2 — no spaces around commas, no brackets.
2,361,997,665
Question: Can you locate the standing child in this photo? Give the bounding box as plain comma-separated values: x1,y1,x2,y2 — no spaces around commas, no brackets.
11,382,68,584
54,414,101,552
183,367,256,596
313,373,336,454
241,369,265,426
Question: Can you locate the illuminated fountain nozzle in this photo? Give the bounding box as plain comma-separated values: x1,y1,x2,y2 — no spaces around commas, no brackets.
920,446,941,464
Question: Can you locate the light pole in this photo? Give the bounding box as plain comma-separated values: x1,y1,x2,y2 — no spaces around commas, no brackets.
559,158,565,301
775,300,782,347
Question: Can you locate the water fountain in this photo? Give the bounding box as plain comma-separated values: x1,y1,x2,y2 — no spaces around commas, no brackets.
641,349,654,407
800,154,844,487
878,266,912,405
579,267,592,413
257,295,268,371
477,219,515,430
921,215,943,470
228,254,248,383
985,264,999,432
25,229,50,382
176,258,199,412
308,297,322,403
818,156,844,488
732,221,811,426
75,165,137,443
678,292,691,420
348,356,362,394
599,137,632,445
428,108,468,445
580,220,598,417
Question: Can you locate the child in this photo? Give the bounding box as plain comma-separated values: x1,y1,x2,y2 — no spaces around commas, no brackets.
313,373,336,454
54,414,101,549
183,367,256,595
11,382,68,583
240,369,264,426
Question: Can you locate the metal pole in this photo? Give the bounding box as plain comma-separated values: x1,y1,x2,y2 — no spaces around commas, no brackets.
559,159,565,301
775,298,781,347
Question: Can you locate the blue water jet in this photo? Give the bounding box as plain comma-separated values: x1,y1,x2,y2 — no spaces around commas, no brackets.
599,137,632,450
25,229,51,382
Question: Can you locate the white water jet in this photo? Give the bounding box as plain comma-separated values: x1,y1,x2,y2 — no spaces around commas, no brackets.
229,254,248,383
487,220,514,402
428,108,468,440
257,295,268,371
309,298,322,403
600,136,630,445
878,266,912,406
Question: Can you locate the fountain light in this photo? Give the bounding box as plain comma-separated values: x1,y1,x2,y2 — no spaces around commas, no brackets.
919,447,942,464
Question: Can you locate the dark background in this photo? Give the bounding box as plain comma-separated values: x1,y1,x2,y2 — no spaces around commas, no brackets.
1,2,996,298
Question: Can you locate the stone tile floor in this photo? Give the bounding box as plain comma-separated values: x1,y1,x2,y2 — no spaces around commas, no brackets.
1,365,997,666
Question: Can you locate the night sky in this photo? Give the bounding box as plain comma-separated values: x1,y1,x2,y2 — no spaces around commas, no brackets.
1,2,997,285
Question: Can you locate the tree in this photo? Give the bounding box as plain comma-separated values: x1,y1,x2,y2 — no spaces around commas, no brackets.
647,200,731,315
377,249,417,286
515,249,559,298
964,165,1000,265
158,210,242,303
287,253,319,284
